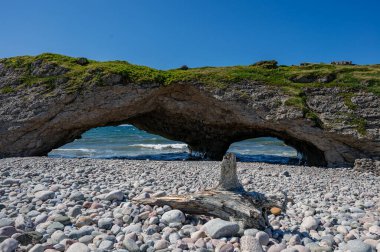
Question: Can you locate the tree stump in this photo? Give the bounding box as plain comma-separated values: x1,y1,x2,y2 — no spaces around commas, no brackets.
132,153,287,229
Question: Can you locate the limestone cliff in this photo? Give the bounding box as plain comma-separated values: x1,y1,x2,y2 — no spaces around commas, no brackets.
0,54,379,167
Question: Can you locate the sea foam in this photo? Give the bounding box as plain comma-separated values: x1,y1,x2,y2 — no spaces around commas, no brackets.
130,143,188,150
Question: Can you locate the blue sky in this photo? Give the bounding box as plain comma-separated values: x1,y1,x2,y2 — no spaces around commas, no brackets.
0,0,379,69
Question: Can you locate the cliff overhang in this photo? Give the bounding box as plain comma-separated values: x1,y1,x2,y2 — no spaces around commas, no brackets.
1,54,379,167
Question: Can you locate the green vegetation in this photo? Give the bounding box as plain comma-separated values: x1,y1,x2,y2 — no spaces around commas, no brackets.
340,92,358,110
1,53,377,134
0,85,15,94
1,53,379,96
351,117,367,136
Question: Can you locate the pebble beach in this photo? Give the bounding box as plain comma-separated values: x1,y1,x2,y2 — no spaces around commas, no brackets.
0,157,379,252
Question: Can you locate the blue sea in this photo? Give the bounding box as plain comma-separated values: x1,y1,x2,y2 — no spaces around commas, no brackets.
48,125,300,164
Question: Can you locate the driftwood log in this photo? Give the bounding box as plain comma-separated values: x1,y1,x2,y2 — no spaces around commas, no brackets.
133,153,287,229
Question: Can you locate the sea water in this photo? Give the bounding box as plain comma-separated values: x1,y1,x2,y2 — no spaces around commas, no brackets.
48,125,300,164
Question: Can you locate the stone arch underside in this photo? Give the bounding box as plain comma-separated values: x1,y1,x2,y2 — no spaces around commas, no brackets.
0,83,379,167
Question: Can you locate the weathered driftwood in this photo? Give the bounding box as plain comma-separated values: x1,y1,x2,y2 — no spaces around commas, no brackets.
133,153,287,229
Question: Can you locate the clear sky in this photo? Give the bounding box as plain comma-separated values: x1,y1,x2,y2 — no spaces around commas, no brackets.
1,0,379,69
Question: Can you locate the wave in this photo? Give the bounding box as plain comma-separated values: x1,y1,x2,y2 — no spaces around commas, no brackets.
118,124,132,127
129,143,188,150
51,148,96,152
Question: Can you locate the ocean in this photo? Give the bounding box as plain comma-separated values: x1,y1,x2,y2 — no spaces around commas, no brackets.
48,125,300,164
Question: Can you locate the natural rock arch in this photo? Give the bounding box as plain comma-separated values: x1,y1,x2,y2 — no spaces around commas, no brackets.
1,54,379,167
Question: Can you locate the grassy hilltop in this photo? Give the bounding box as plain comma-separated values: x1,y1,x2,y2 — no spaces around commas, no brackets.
1,53,379,99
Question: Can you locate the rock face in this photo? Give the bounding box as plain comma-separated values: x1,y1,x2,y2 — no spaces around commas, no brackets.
354,158,380,175
0,54,379,167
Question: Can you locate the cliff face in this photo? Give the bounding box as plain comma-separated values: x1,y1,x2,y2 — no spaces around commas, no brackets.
0,54,379,167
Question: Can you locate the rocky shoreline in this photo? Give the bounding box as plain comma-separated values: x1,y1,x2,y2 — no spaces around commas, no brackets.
0,157,379,252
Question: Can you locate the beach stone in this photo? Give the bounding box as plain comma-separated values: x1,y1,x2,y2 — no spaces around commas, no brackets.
14,232,35,245
301,216,319,231
97,218,113,230
0,238,19,252
14,215,26,230
267,243,287,252
270,207,281,216
281,249,298,252
3,178,20,185
292,245,311,252
0,226,18,237
337,225,348,235
0,219,14,228
78,235,94,244
54,215,71,225
29,244,44,252
344,239,372,252
76,216,93,227
255,231,269,245
34,213,48,225
98,239,114,250
68,206,82,218
305,242,331,252
240,235,264,252
161,210,186,224
219,243,234,252
195,238,206,249
105,190,124,201
53,244,65,251
111,224,121,235
203,219,239,239
32,184,46,193
169,232,181,243
362,239,378,250
123,223,142,234
69,191,84,201
243,229,259,236
34,190,55,201
48,222,64,230
283,171,290,177
368,225,380,235
66,242,90,252
191,230,207,240
154,239,169,250
123,238,140,252
51,230,67,243
289,235,301,247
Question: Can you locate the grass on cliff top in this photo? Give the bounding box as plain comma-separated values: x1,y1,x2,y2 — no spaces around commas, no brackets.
1,53,379,97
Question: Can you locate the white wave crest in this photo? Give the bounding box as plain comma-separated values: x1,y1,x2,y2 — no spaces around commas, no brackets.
52,148,96,152
130,144,188,150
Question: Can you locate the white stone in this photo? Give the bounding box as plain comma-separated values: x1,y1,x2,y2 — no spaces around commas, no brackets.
203,218,239,239
300,216,319,231
161,209,186,224
66,242,90,252
0,238,19,252
105,190,124,201
34,190,55,201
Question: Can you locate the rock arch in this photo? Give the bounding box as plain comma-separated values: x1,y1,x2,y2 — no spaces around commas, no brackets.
1,82,378,167
1,56,379,167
